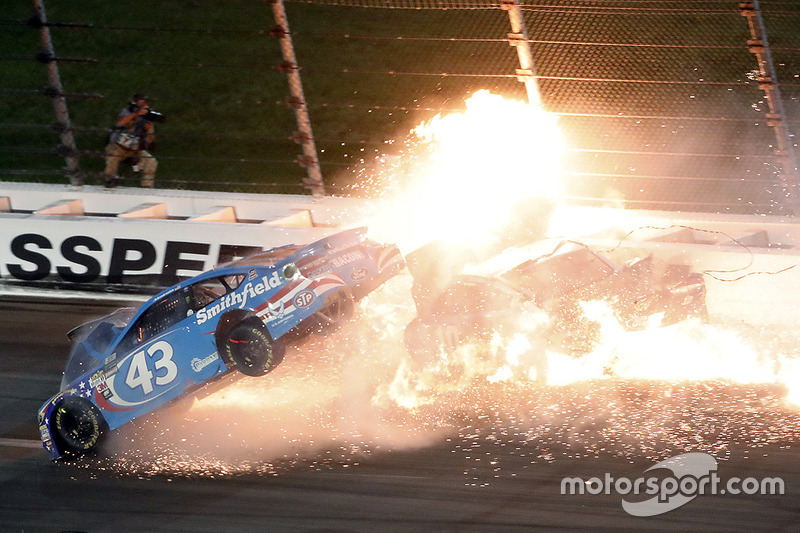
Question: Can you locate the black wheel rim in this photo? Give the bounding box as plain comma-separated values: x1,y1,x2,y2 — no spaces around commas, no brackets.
56,402,99,451
230,329,270,369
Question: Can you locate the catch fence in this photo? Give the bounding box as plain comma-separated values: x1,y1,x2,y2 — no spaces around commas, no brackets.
0,0,798,213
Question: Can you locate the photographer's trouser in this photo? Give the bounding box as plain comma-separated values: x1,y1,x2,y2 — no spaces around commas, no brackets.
104,143,157,188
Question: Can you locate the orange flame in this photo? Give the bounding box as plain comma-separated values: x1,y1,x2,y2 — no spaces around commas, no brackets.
363,90,564,253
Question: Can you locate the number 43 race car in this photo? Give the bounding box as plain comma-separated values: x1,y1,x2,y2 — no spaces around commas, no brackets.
38,228,403,460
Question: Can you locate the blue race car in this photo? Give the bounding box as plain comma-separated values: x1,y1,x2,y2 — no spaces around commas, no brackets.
38,228,403,460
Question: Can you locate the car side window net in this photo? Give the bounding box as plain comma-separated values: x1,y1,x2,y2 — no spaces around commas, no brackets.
188,275,244,311
117,291,191,354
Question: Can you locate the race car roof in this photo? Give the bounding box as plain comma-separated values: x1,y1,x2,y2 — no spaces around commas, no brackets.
461,239,589,278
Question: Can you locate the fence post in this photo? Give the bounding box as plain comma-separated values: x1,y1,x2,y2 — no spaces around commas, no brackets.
270,0,326,198
501,0,541,107
740,0,799,213
31,0,81,187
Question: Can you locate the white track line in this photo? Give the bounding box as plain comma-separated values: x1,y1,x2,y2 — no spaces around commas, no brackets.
0,438,42,449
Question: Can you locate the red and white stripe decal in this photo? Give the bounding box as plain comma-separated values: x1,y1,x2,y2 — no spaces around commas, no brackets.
254,273,346,321
377,246,402,272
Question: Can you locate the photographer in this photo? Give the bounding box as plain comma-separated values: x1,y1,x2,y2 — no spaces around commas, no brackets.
103,93,161,188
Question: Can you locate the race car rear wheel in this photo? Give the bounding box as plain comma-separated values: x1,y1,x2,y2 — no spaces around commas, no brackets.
311,292,355,336
221,320,285,377
52,396,105,458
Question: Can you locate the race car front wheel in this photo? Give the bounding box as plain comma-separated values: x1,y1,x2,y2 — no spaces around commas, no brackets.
52,396,105,458
222,320,285,377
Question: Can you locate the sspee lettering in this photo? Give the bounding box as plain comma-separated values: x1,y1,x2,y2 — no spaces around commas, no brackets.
1,233,236,285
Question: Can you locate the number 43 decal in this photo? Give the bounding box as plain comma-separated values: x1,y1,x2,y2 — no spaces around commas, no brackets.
125,340,179,395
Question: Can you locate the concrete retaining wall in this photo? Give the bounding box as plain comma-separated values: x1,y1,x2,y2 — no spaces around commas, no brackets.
2,183,800,319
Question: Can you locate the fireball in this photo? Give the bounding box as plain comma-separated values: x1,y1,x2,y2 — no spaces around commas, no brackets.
362,90,565,254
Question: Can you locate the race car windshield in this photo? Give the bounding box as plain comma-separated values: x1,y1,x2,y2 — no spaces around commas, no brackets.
61,308,136,390
61,343,101,390
226,245,301,267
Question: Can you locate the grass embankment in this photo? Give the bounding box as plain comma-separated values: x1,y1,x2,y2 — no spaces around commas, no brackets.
0,1,500,194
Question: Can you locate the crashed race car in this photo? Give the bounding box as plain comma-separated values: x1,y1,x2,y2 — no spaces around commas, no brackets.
404,239,707,362
38,228,403,460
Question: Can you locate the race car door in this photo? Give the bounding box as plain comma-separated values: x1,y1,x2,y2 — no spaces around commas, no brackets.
99,285,222,428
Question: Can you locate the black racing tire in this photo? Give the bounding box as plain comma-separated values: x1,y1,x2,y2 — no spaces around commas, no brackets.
311,292,355,336
52,396,105,458
221,320,285,377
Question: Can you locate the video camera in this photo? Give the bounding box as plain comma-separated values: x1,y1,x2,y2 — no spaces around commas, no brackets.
131,102,166,123
144,110,166,123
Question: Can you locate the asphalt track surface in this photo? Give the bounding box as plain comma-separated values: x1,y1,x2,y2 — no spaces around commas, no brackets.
2,299,800,532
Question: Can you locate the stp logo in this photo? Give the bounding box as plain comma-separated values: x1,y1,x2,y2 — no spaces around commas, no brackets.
293,290,315,308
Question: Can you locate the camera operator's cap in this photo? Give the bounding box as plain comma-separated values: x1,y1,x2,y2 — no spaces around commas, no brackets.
130,93,149,104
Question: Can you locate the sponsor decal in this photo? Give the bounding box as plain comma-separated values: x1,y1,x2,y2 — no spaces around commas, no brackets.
293,290,315,308
267,299,286,319
89,370,106,389
93,387,134,412
350,267,369,281
89,372,113,399
295,255,330,278
95,380,111,397
195,271,285,325
39,425,54,450
323,239,364,258
330,250,365,268
191,352,220,373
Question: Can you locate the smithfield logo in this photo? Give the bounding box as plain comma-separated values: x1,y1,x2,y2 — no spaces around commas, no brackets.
196,272,284,325
561,452,785,516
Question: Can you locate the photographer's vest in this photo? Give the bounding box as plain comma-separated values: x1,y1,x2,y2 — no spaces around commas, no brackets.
109,109,150,151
